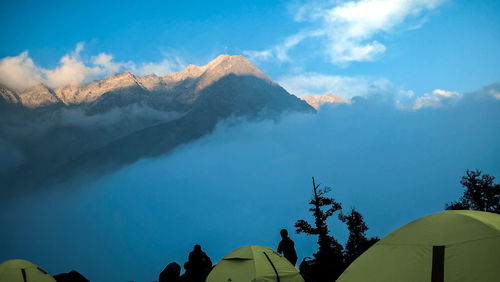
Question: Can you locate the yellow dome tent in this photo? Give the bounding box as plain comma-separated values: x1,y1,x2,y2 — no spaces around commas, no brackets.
337,210,500,282
206,245,304,282
0,259,56,282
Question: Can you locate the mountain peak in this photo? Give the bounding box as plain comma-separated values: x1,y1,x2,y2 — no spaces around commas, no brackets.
196,54,272,90
108,71,136,80
206,54,244,67
163,54,272,91
4,55,277,108
301,93,351,109
17,82,61,108
206,54,259,72
97,71,140,87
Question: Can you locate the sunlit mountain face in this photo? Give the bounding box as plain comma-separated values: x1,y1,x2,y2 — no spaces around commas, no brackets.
0,55,314,197
1,0,500,281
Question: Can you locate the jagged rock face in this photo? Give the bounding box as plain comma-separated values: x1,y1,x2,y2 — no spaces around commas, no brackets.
55,71,144,105
138,74,167,91
0,85,20,105
17,83,62,108
301,93,350,109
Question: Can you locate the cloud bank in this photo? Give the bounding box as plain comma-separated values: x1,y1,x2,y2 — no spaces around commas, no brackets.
279,73,394,98
1,86,498,281
413,89,461,109
0,43,186,91
278,73,465,111
246,0,446,64
0,51,42,91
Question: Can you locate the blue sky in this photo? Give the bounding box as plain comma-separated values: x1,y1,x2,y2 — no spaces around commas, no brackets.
1,1,500,280
1,0,500,97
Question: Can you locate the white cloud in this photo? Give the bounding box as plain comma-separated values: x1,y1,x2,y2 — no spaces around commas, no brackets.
44,43,103,88
0,51,43,91
0,43,186,90
279,72,463,111
242,50,274,62
278,73,393,98
247,0,446,64
323,0,446,64
244,29,325,63
413,89,461,109
131,56,186,76
92,53,125,74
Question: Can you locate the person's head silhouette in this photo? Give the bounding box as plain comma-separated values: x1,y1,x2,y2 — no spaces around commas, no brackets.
194,244,202,251
280,229,288,239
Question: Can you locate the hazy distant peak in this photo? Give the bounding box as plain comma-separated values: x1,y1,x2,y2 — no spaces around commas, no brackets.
301,93,351,109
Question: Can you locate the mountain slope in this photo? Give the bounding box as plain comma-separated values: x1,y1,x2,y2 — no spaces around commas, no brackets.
17,83,63,108
0,55,315,196
1,55,280,114
43,74,313,187
0,84,21,105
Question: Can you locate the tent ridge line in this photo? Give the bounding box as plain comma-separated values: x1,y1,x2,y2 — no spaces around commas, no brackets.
450,210,500,232
377,234,500,248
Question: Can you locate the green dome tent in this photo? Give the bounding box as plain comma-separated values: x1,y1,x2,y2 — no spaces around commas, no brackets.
0,259,56,282
206,245,304,282
337,210,500,282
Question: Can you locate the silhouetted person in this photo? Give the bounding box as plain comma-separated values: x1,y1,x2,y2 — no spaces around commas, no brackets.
159,262,181,282
277,229,298,266
181,244,212,282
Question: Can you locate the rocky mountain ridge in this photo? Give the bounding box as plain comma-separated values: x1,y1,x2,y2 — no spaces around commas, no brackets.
0,54,315,197
0,55,273,110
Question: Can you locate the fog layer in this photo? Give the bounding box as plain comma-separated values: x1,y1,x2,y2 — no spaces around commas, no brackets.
1,90,499,281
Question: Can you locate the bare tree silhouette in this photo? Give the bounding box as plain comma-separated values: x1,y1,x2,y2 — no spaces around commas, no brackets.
295,177,344,281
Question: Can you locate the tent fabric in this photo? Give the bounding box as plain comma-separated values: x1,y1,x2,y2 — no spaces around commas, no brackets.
0,259,56,282
337,210,500,282
206,245,304,282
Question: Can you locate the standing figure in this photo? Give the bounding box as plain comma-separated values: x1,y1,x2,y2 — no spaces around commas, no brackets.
181,244,212,282
277,229,298,266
